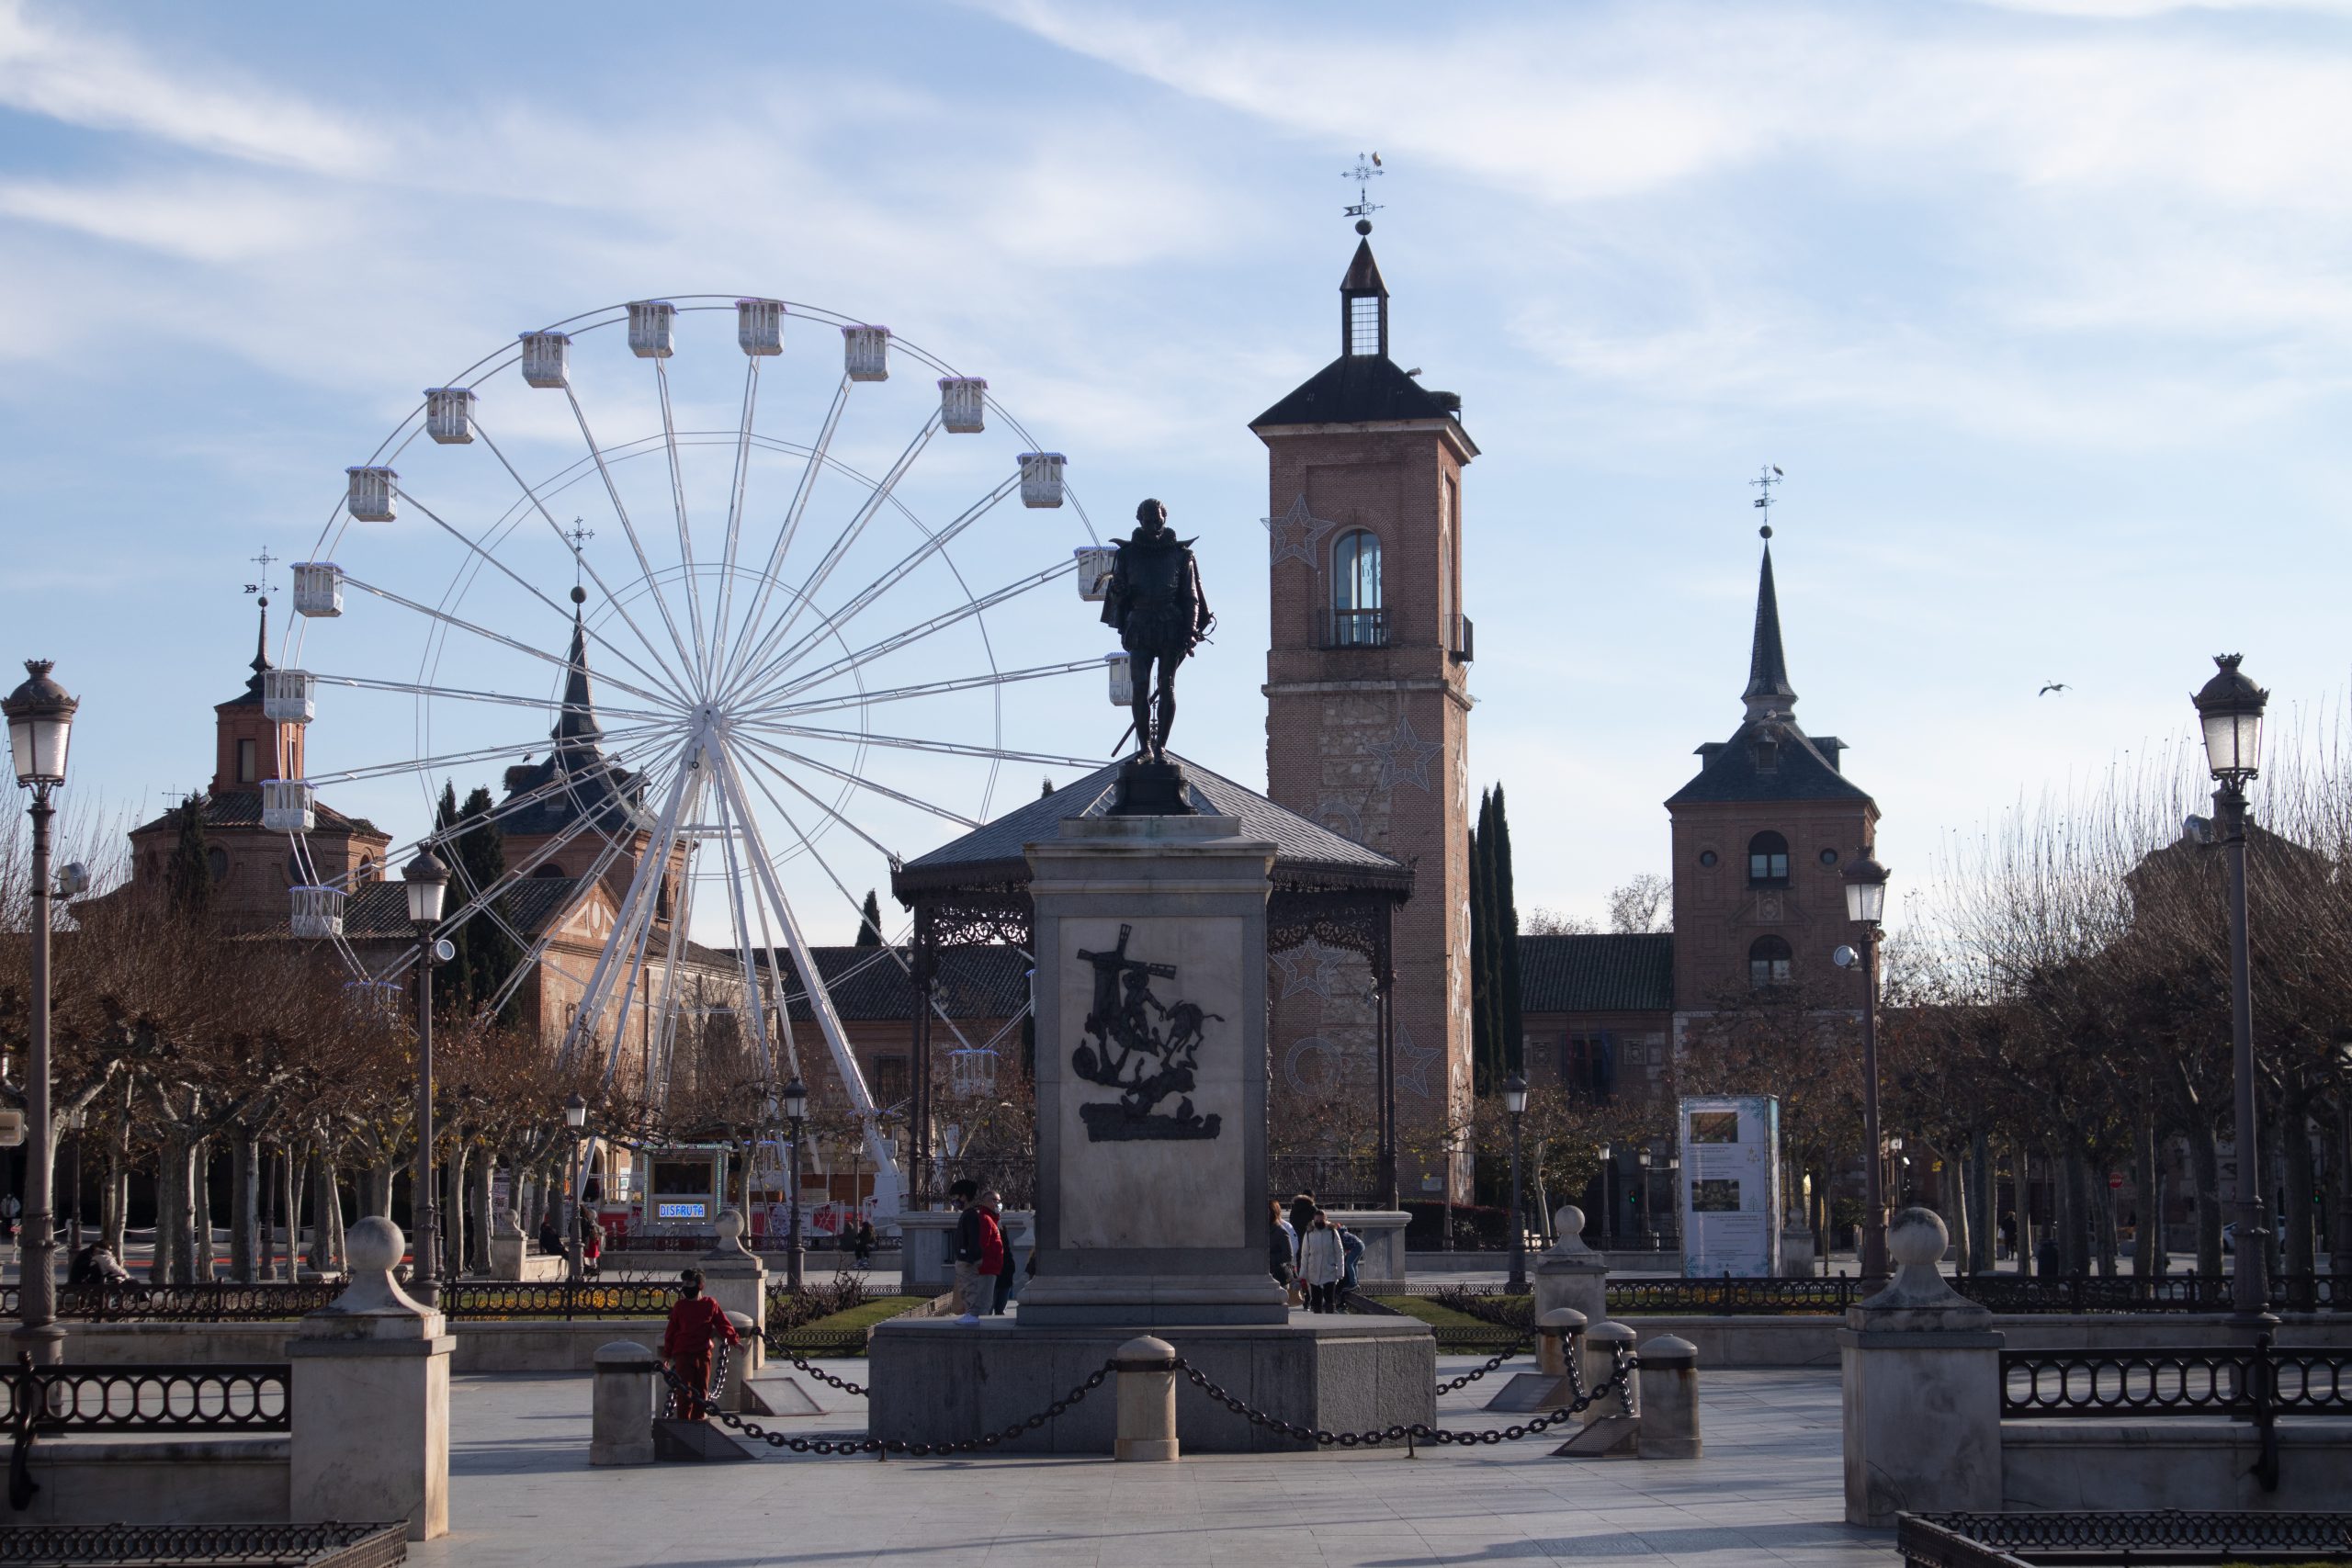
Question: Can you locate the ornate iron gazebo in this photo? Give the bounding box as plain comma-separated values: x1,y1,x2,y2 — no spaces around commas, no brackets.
890,753,1410,1208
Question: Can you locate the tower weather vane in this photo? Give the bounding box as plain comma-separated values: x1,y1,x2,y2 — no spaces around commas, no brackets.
564,518,595,586
1343,151,1384,230
243,546,279,600
1750,464,1783,525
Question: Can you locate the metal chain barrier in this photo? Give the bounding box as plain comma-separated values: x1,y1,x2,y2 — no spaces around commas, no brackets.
1177,1343,1639,1451
771,1350,868,1398
652,1352,1116,1459
1435,1337,1534,1394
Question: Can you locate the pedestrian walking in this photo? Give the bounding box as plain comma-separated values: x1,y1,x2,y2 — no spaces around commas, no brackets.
1269,1199,1298,1296
982,1193,1012,1315
1998,1212,2018,1262
1298,1210,1343,1314
659,1268,741,1421
950,1179,986,1324
855,1219,875,1263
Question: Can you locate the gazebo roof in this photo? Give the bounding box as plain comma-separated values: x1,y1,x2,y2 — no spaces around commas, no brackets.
892,752,1410,900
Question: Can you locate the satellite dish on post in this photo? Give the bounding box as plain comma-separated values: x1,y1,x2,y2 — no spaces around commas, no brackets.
1832,945,1859,969
2183,814,2216,846
433,937,458,964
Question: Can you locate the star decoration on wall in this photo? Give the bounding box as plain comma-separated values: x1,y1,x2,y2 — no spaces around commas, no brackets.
1272,938,1340,1000
1264,494,1336,568
1367,715,1442,792
1393,1024,1442,1100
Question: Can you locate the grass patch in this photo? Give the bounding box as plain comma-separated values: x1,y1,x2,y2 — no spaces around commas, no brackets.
1374,1295,1491,1333
771,1293,929,1357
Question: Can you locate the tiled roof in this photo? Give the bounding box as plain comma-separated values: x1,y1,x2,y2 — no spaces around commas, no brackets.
735,944,1030,1024
1252,354,1465,429
129,790,383,839
1517,933,1676,1014
892,752,1409,897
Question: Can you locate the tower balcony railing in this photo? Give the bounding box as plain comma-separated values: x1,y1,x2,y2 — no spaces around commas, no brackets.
1317,607,1387,649
1449,614,1475,663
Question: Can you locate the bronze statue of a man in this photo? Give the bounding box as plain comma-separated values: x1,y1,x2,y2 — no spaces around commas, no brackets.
1100,498,1211,762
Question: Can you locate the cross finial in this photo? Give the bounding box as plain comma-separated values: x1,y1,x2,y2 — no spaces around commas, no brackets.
1750,464,1783,531
1343,152,1385,231
243,546,279,601
564,518,595,586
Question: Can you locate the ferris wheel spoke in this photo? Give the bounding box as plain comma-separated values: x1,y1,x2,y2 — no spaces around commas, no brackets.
771,558,1076,705
307,671,677,728
730,732,978,829
389,483,689,709
705,773,784,1086
555,758,699,1075
718,375,848,696
746,471,1021,697
300,718,677,788
706,355,765,686
716,409,941,710
741,719,1101,773
650,359,713,687
473,423,697,700
729,733,903,866
739,658,1101,725
342,576,684,716
707,749,889,1154
560,385,704,690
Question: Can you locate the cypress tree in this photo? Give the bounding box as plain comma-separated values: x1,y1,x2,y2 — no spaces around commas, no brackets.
1490,784,1524,1076
1468,789,1496,1097
856,889,885,947
164,794,211,922
454,785,516,1016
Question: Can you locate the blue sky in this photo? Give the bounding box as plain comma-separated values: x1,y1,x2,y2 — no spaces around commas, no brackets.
4,0,2350,941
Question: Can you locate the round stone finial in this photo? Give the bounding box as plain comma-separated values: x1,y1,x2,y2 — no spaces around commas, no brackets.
715,1208,744,1241
1888,1206,1948,1268
571,584,587,604
346,1214,403,1274
1759,524,1773,540
1554,1204,1585,1236
1354,218,1373,236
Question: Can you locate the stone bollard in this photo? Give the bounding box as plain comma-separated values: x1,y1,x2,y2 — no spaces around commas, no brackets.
591,1340,659,1465
1535,1307,1587,1379
1636,1335,1700,1459
1838,1207,2003,1527
712,1312,757,1414
1114,1335,1180,1461
287,1216,452,1541
699,1210,770,1400
1580,1321,1639,1425
1533,1206,1609,1327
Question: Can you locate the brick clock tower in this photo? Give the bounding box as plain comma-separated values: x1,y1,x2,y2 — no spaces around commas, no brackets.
1253,231,1477,1195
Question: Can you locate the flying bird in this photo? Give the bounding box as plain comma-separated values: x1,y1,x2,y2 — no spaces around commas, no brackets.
2038,682,2070,697
1371,152,1382,166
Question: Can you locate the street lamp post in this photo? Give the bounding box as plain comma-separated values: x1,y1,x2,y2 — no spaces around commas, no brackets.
6,660,77,1365
1597,1143,1613,1250
1843,851,1892,1287
61,1108,84,1258
562,1093,587,1282
1504,1072,1529,1293
2193,653,2274,1329
401,849,448,1307
1638,1145,1656,1247
782,1076,808,1292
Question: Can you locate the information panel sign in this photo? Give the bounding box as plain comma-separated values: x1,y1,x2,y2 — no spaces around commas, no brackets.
1679,1094,1781,1279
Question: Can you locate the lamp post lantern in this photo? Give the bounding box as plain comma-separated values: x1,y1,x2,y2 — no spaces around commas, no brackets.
782,1076,808,1292
562,1092,587,1283
2192,652,2274,1329
1842,850,1892,1287
6,660,76,1365
1503,1072,1529,1292
402,848,448,1306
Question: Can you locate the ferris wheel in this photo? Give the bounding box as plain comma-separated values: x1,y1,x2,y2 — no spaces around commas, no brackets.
269,294,1119,1213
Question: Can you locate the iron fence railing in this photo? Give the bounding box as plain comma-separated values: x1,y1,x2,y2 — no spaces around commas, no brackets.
4,1360,290,1432
440,1281,681,1319
1317,607,1386,649
1999,1337,2352,1420
1898,1508,2352,1568
1409,1272,2347,1317
0,1522,407,1566
0,1282,343,1321
1608,1277,1857,1315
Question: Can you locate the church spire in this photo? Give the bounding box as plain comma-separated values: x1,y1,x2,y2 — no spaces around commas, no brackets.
1742,528,1797,721
554,592,603,752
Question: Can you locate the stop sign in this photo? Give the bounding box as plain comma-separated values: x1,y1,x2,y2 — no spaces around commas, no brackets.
2109,1173,2124,1190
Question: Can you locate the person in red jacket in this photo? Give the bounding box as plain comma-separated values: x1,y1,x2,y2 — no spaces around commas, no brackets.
978,1190,1010,1315
660,1268,741,1420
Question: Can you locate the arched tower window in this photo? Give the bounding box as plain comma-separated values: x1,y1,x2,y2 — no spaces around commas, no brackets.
1748,934,1792,988
1329,529,1384,648
1747,830,1789,886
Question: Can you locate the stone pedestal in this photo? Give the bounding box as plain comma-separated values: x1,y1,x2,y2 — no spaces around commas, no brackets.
487,1209,529,1281
1637,1334,1701,1459
591,1340,658,1465
1780,1227,1819,1278
699,1211,768,1392
1534,1206,1610,1325
1329,1211,1408,1292
287,1217,451,1541
1838,1208,2003,1527
1013,813,1285,1327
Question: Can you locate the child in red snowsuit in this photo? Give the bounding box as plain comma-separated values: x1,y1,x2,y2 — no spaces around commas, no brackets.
661,1268,741,1420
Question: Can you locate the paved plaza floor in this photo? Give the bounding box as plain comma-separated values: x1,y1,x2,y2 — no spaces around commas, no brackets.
414,1357,1892,1567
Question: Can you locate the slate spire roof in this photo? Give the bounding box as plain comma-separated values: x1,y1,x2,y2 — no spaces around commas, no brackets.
1667,532,1871,808
1250,237,1475,441
219,599,272,708
495,605,650,840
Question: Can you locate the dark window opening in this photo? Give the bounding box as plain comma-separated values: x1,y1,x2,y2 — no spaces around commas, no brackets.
1747,831,1789,886
237,738,257,784
1748,934,1793,988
